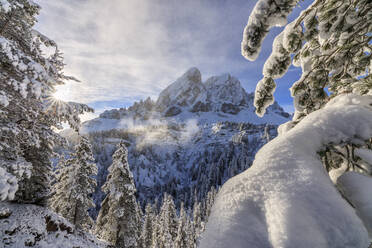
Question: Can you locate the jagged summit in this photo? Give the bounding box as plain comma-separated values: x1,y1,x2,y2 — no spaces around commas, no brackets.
104,67,287,121
156,67,205,115
156,68,251,116
203,73,251,114
182,67,202,83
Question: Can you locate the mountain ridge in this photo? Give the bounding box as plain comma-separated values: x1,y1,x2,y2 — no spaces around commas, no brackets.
88,67,289,131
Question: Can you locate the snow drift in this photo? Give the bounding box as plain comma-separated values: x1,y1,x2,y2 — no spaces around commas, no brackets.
200,94,372,248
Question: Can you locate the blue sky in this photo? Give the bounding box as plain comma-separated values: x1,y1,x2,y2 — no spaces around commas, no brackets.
35,0,311,120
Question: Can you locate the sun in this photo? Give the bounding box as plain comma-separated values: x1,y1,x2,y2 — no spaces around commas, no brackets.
52,83,72,102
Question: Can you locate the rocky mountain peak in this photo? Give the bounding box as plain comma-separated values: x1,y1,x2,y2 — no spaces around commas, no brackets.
182,67,202,83
97,67,290,120
156,68,252,116
203,73,250,112
155,67,204,115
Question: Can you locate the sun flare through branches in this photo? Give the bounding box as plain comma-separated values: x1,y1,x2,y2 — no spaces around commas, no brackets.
52,83,72,102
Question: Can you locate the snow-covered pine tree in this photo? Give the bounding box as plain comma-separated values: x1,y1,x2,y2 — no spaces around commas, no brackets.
166,194,178,241
174,202,189,248
50,136,97,231
136,201,144,248
193,201,203,240
151,214,160,248
158,193,178,248
49,153,70,211
186,215,196,248
141,203,154,248
153,197,159,215
204,187,217,222
95,141,139,248
0,0,92,204
263,124,271,142
242,0,372,174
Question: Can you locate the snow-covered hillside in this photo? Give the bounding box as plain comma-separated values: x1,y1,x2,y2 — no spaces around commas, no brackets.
61,68,291,214
0,202,106,248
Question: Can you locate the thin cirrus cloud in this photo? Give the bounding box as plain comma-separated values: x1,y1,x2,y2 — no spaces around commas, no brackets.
35,0,310,114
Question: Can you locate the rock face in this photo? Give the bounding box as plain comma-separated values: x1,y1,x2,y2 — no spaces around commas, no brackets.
204,74,248,113
156,67,205,113
60,67,291,215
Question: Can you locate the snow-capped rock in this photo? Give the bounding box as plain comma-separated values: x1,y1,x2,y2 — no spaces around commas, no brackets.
204,74,249,113
156,67,205,114
153,68,290,118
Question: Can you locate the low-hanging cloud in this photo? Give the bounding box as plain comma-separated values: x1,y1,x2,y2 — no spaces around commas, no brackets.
112,115,200,149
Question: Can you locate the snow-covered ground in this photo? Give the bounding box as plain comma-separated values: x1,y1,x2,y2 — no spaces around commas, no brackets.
200,94,372,248
0,202,107,248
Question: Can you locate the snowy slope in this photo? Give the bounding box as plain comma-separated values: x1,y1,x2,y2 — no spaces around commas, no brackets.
0,202,107,248
200,94,372,248
60,68,291,213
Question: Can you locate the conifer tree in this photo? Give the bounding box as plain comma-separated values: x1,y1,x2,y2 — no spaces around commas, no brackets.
153,197,159,215
151,214,160,248
50,136,97,231
193,201,203,239
141,203,154,248
158,193,178,248
0,0,92,204
175,202,189,248
186,216,196,248
49,153,70,209
136,201,144,248
95,141,139,248
205,187,217,222
166,194,178,241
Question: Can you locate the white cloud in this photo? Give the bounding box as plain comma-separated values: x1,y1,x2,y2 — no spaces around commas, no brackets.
35,0,257,104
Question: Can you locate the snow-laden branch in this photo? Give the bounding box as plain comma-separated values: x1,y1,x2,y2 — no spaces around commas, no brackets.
0,159,31,201
241,0,299,61
200,94,372,248
244,0,371,118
